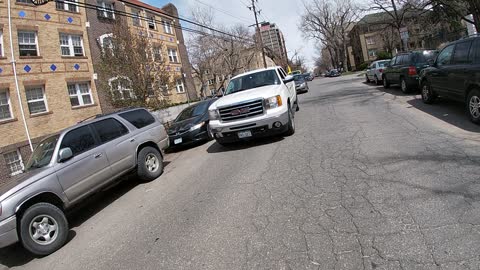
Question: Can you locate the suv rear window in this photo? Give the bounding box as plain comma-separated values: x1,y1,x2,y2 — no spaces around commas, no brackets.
119,109,155,129
413,51,437,63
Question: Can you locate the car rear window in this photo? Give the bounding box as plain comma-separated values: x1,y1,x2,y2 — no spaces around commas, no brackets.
119,109,155,129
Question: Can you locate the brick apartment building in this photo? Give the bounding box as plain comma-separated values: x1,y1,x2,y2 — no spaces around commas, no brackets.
84,0,197,113
0,0,102,181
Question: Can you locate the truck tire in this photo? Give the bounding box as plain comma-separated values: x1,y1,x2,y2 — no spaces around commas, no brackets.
285,105,295,136
19,203,69,256
137,146,163,182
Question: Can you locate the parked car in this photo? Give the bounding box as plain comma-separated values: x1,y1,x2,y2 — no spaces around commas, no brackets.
302,73,314,81
382,50,438,93
0,108,168,255
325,69,340,77
366,59,390,85
167,99,217,148
208,66,298,145
294,74,309,94
420,36,480,124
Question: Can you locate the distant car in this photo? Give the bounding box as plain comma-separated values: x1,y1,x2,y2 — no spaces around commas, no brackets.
294,75,309,94
325,69,340,77
302,73,314,81
366,59,390,85
382,50,438,93
167,99,217,148
420,36,480,124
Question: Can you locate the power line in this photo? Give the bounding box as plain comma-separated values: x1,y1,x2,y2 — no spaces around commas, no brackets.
192,0,252,24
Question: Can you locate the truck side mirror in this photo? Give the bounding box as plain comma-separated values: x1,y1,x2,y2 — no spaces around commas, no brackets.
283,75,294,84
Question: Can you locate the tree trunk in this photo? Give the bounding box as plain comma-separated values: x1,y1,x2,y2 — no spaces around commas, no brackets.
342,35,349,72
327,46,335,69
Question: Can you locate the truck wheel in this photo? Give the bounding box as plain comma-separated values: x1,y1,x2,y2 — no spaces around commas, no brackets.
285,105,295,136
467,89,480,124
421,81,437,104
137,146,163,182
207,123,214,141
19,203,68,256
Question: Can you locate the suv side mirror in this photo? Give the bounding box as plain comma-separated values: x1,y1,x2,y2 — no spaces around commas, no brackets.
58,148,73,162
427,58,435,66
283,75,294,84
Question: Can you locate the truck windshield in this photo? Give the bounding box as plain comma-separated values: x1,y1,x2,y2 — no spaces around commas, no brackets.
225,70,280,95
25,135,60,171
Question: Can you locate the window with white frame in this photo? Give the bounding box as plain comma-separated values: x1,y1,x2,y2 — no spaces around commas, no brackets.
168,48,178,63
18,31,38,57
132,8,141,26
98,33,113,51
56,0,78,12
0,90,12,121
97,0,115,19
4,150,24,176
67,82,93,107
153,46,162,61
25,86,47,114
176,79,185,93
148,14,156,30
60,34,84,57
366,36,375,45
109,77,134,100
0,30,4,57
16,0,31,4
163,20,173,34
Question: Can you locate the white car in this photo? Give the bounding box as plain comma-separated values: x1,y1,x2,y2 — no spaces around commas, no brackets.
208,67,298,145
366,59,391,85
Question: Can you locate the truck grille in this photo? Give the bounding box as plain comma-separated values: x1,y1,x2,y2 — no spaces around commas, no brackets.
219,99,264,122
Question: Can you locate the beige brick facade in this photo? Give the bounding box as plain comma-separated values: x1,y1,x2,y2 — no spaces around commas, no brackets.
0,0,101,181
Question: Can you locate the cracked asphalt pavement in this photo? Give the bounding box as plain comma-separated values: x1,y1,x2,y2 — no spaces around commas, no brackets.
1,74,480,269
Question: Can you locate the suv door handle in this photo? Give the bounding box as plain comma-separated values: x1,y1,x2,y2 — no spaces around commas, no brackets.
94,153,103,159
130,138,135,142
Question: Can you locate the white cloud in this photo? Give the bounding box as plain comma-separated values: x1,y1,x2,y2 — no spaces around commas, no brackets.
147,0,317,70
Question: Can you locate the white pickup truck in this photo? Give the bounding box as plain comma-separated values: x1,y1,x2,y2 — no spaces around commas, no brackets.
208,67,299,145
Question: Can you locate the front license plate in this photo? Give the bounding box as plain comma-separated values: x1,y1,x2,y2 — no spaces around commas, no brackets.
174,138,183,144
238,130,252,138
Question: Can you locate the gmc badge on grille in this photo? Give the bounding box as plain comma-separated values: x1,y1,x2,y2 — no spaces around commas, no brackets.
231,107,250,116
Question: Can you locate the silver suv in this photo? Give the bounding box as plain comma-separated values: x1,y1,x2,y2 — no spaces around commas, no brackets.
0,108,168,255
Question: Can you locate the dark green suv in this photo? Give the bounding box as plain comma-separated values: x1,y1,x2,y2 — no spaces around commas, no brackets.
382,50,438,93
420,37,480,124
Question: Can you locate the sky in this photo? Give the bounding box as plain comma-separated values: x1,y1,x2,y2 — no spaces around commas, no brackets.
145,0,318,70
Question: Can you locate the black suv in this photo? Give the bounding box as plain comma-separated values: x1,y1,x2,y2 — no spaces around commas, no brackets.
420,36,480,124
382,50,438,93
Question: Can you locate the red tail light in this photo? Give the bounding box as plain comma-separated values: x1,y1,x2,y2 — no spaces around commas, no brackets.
408,66,417,76
378,69,383,73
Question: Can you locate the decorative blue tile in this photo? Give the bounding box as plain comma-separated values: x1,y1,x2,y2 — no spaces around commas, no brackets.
50,64,57,71
67,17,73,23
167,66,171,71
73,64,80,70
44,14,51,21
0,67,3,74
24,65,31,73
169,37,173,42
19,11,26,18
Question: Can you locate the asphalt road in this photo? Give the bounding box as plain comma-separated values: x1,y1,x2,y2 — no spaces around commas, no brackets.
1,74,480,269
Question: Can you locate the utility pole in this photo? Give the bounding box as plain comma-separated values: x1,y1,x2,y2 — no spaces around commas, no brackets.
248,0,267,68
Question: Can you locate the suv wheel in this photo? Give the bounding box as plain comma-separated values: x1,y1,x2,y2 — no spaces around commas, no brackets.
467,89,480,124
19,203,68,256
285,104,295,136
401,78,409,94
137,146,163,181
366,74,370,83
383,76,390,89
421,81,437,104
374,75,380,85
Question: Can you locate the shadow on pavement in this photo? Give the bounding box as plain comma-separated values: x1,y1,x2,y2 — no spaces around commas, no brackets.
0,161,172,267
206,136,284,153
407,98,480,133
363,82,419,97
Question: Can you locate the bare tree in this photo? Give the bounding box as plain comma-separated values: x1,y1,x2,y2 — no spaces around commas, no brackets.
97,18,174,109
423,0,480,33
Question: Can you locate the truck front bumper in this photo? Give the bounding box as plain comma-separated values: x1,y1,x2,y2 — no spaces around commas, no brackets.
0,216,18,248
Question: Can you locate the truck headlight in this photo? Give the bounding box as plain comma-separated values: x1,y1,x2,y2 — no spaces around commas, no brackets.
265,95,282,109
208,110,219,120
189,122,205,131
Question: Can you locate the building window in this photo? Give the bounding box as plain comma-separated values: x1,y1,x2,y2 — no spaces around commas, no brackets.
109,77,134,100
0,30,4,57
205,69,209,74
168,48,178,63
153,46,162,61
176,79,185,93
0,90,12,121
60,34,84,57
132,8,141,26
368,49,377,57
56,0,78,12
18,31,38,57
208,79,214,85
366,36,375,45
25,86,47,115
97,0,115,19
148,14,156,30
98,33,113,51
4,150,24,176
163,20,173,34
16,0,32,4
67,82,93,107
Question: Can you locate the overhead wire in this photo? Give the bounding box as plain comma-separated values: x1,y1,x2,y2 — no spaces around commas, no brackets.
192,0,252,24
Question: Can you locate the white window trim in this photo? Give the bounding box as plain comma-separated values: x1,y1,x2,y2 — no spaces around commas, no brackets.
18,31,39,57
168,48,178,63
108,76,135,100
0,30,4,57
148,15,156,30
163,21,173,34
97,0,115,19
68,82,94,107
60,33,84,57
366,36,375,45
153,46,162,61
132,9,142,26
176,80,185,93
0,89,13,121
57,0,79,12
4,150,24,176
25,86,48,115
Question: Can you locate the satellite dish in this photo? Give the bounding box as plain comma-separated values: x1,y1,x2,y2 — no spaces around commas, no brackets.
30,0,54,5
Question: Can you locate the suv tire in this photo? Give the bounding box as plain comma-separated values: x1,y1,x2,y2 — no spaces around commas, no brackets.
19,203,68,256
383,75,390,89
137,146,163,182
366,74,370,83
421,81,437,104
374,75,380,85
285,104,295,136
467,89,480,124
401,77,410,94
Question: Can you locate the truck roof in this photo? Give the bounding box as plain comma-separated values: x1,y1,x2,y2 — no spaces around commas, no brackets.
231,66,282,80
